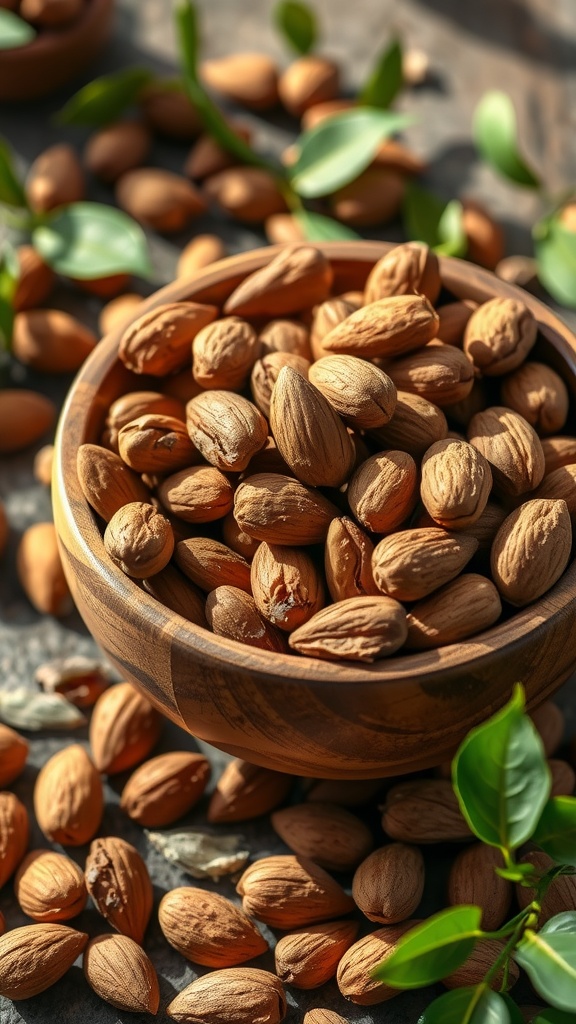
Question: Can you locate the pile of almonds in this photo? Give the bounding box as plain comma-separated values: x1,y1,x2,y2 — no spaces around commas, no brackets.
77,243,576,662
0,669,574,1021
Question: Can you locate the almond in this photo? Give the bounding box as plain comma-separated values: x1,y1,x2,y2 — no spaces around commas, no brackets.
329,167,405,227
436,299,477,345
25,143,84,212
99,292,144,336
33,443,54,486
34,744,103,846
120,751,210,827
207,760,292,823
259,319,312,360
541,435,576,476
236,854,355,928
139,83,202,139
201,53,279,110
289,595,408,663
20,0,83,27
17,522,72,616
35,655,111,708
90,681,162,775
185,124,251,180
352,843,425,924
462,200,505,270
244,438,293,477
119,301,218,375
516,850,576,924
322,294,439,358
0,923,88,999
455,500,508,552
275,919,358,990
311,297,358,360
406,573,502,648
445,938,519,990
167,968,286,1024
186,390,268,471
381,779,472,842
496,255,539,290
84,933,160,1014
142,564,207,626
308,355,397,430
532,701,564,756
77,444,150,522
158,464,235,523
490,498,571,606
271,803,373,872
206,585,287,652
500,361,569,435
549,758,575,796
533,463,576,523
336,922,415,1005
348,450,418,533
234,473,339,545
265,211,306,245
224,246,333,318
204,167,287,223
467,406,545,496
159,887,268,967
176,536,252,593
0,792,29,888
372,528,478,602
251,541,325,631
12,309,96,373
388,343,475,407
84,120,152,183
251,350,310,419
420,438,493,528
85,836,153,942
364,242,441,305
447,844,512,930
192,316,260,391
118,414,197,473
221,512,260,560
13,245,54,311
0,389,56,455
369,390,448,458
324,516,379,602
116,167,206,232
0,724,28,787
278,56,339,116
464,297,537,375
300,98,356,130
177,233,227,277
15,849,87,922
303,1012,349,1024
103,501,174,578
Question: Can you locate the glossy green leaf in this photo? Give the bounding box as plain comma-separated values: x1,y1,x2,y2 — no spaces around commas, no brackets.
360,38,404,110
534,217,576,309
496,863,538,883
534,1008,576,1023
32,202,151,279
541,913,576,936
0,245,18,352
436,199,467,257
418,986,515,1024
373,905,482,988
474,91,540,187
56,68,155,126
500,995,528,1024
403,184,466,257
515,929,576,1012
294,209,360,241
290,108,413,198
452,683,551,850
533,797,576,866
0,9,36,50
274,0,317,55
176,1,272,171
0,137,26,208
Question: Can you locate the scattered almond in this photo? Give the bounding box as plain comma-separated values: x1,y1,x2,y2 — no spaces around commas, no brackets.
381,779,472,842
89,681,162,775
207,760,292,823
34,744,103,846
0,792,29,889
0,723,28,787
85,836,153,943
17,522,72,617
0,923,88,999
447,844,512,930
84,933,160,1014
275,919,359,989
167,968,287,1024
336,922,415,1005
271,803,373,872
120,751,211,826
352,844,425,923
159,887,268,966
237,855,354,928
15,849,87,922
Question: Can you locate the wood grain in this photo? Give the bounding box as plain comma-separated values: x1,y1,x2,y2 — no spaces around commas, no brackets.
53,242,576,778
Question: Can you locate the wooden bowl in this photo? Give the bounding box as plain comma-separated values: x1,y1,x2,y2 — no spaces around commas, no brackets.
53,242,576,779
0,0,114,101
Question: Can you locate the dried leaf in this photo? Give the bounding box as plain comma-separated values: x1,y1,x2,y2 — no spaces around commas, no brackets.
145,827,250,880
0,688,86,731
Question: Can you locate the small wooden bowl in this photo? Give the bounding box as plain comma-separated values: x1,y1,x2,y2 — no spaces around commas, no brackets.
0,0,114,102
53,242,576,779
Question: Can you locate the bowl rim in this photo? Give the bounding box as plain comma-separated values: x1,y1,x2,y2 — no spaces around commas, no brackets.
54,240,576,687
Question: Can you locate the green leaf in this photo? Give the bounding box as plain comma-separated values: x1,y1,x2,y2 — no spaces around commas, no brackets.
294,209,360,241
403,183,467,257
452,683,551,850
0,245,18,352
274,0,317,55
0,9,36,50
534,1009,576,1024
496,863,538,883
32,202,151,279
436,199,467,257
176,1,273,172
541,913,576,936
56,67,155,126
372,905,483,988
0,137,26,208
290,108,413,198
473,90,540,188
515,929,576,1013
418,986,515,1024
533,797,576,866
534,217,576,308
360,38,404,110
501,995,527,1024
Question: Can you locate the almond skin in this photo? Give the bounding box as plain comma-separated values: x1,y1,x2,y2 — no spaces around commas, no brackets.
185,124,251,180
275,919,359,989
0,389,56,455
311,297,358,360
0,924,88,999
533,464,576,524
77,444,150,522
251,541,325,631
420,438,493,528
14,246,55,311
251,350,310,418
26,143,84,212
336,922,415,1005
444,939,519,991
500,361,569,435
167,968,287,1024
447,844,512,930
387,343,475,407
308,355,397,430
259,318,312,360
206,586,287,652
159,887,268,967
107,391,186,433
158,465,235,523
0,792,29,889
364,242,441,305
369,390,447,459
303,1012,349,1024
201,53,279,110
490,498,572,606
186,390,268,472
352,844,425,924
330,167,405,227
0,724,28,787
204,167,287,223
33,745,103,846
118,414,198,474
84,121,152,183
516,850,576,924
119,301,218,376
177,233,227,276
142,565,207,627
467,406,545,496
120,751,211,827
278,55,340,116
322,294,439,358
89,681,162,775
289,595,408,663
272,803,373,872
104,501,174,579
15,849,87,922
325,516,379,602
83,933,160,1014
541,435,576,474
236,854,355,928
221,512,260,560
116,167,206,232
12,309,96,373
348,450,418,533
381,779,472,843
406,573,502,649
549,758,576,796
17,522,72,616
176,537,252,594
464,296,537,375
372,528,478,602
193,316,260,391
234,473,339,545
85,836,153,943
207,760,293,823
436,299,478,345
224,246,333,318
139,83,202,139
